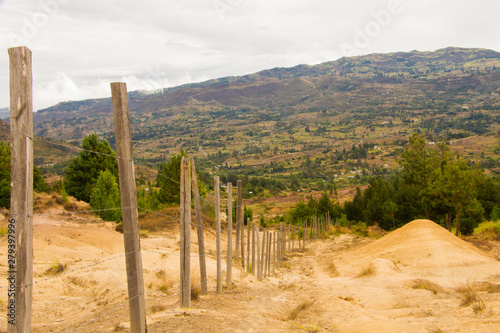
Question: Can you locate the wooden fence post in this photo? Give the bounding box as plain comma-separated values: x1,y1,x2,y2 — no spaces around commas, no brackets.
191,160,207,295
272,231,276,272
260,229,266,279
237,180,244,268
179,157,191,308
296,226,299,251
303,221,306,250
277,228,281,269
267,231,272,276
252,223,256,275
246,218,250,273
215,176,222,294
111,82,147,332
8,46,33,333
226,183,232,284
256,226,260,279
288,225,291,253
282,223,286,256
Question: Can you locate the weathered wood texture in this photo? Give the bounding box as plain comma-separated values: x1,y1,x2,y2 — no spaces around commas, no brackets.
237,180,244,268
111,82,147,333
226,183,233,284
8,46,33,333
215,176,222,294
191,160,207,295
179,157,191,308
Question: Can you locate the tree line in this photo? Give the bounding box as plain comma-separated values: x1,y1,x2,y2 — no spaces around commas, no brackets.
287,133,498,235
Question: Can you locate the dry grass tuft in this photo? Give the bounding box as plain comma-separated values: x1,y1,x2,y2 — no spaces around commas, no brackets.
412,279,445,294
469,281,500,293
288,300,315,320
472,298,487,313
150,304,166,313
356,263,375,278
66,276,97,288
63,201,79,212
456,280,486,311
45,259,67,276
112,323,125,331
328,261,340,277
191,278,202,301
155,269,174,293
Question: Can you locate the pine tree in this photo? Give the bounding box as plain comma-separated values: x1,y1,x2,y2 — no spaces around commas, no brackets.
156,150,188,205
65,134,118,202
89,170,122,222
432,155,482,236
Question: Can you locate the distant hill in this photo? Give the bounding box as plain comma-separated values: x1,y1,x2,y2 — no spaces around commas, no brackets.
33,47,500,143
0,119,80,167
0,108,9,120
0,119,9,142
28,47,500,187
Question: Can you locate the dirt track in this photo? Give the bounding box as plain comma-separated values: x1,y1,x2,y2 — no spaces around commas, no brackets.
0,217,499,332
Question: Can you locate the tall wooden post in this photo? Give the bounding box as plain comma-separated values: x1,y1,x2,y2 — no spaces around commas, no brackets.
8,46,33,333
296,226,299,251
251,223,256,275
303,221,306,250
288,225,291,253
226,183,233,284
191,160,207,295
237,180,244,268
256,227,260,280
246,218,251,273
235,180,242,261
277,229,281,268
267,231,272,276
111,82,146,332
272,231,276,272
260,229,266,279
179,157,191,308
215,176,222,294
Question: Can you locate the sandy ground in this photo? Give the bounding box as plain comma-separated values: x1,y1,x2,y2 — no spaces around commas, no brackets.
0,213,499,332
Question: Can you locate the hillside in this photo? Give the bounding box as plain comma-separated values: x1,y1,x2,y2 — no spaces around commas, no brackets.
0,119,81,169
0,108,8,120
30,47,500,194
34,47,500,138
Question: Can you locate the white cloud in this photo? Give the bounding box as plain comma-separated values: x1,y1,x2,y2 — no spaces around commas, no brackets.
0,0,499,110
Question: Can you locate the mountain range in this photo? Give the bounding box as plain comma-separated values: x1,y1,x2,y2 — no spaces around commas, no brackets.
31,47,500,143
2,47,500,189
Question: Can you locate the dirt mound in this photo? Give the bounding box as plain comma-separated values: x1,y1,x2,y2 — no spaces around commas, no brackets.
343,220,494,273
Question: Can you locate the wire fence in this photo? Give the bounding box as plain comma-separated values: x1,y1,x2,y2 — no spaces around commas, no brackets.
1,113,324,332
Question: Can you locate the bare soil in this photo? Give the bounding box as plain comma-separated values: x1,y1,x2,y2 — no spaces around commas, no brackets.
0,209,499,333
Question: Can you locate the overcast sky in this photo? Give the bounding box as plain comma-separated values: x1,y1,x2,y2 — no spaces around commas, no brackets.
0,0,499,111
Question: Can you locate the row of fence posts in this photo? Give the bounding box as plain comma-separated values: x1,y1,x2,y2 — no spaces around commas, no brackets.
6,46,334,333
179,160,334,303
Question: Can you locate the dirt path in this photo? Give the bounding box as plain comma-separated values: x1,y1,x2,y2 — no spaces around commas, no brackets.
0,219,499,332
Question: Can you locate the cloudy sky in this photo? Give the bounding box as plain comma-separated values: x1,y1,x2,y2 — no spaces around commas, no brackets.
0,0,499,111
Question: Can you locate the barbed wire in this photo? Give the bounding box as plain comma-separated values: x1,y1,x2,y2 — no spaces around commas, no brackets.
0,89,331,333
0,245,223,290
0,122,131,162
0,251,131,289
